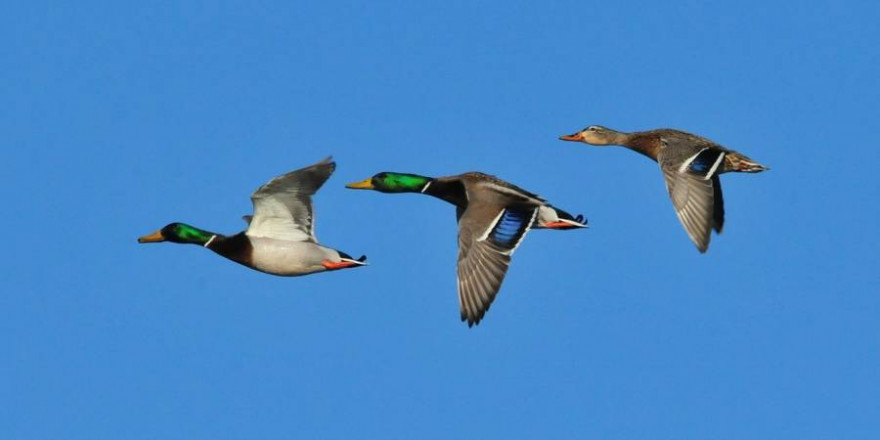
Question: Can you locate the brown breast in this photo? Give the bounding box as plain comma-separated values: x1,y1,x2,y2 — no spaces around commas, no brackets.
207,232,254,267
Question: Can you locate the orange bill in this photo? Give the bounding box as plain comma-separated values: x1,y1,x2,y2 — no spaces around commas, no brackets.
137,230,165,243
345,178,374,189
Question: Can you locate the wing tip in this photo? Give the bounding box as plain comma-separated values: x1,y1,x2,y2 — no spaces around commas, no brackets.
317,156,336,173
461,314,482,328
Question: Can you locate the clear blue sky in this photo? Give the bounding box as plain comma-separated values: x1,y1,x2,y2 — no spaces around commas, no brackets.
3,1,878,438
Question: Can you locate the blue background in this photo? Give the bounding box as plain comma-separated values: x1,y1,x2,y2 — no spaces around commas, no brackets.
3,1,879,438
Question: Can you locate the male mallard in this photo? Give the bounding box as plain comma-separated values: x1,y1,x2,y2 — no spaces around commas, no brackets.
560,126,768,252
138,157,367,275
346,171,587,326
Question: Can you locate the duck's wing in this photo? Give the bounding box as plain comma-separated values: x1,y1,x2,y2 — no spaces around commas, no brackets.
658,144,726,253
246,157,335,243
455,197,538,327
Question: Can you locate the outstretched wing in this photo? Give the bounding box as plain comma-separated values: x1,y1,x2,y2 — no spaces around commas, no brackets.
456,202,537,326
246,157,335,243
659,147,725,252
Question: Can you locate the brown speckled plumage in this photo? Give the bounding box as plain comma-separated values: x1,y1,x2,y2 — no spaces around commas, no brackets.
560,125,768,252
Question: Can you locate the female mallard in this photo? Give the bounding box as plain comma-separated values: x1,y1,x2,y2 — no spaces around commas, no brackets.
560,126,768,253
346,171,587,326
138,157,367,276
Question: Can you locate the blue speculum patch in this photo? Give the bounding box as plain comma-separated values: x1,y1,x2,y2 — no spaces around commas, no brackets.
689,150,724,175
490,209,530,246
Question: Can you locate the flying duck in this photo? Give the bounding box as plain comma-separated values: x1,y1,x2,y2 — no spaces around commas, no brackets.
560,125,768,252
346,171,586,326
138,157,367,275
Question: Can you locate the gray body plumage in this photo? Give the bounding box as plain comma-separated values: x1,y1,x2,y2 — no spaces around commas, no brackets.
247,237,343,276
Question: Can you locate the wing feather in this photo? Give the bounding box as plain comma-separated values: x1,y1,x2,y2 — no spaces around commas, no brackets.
661,164,717,252
246,157,335,242
456,203,536,326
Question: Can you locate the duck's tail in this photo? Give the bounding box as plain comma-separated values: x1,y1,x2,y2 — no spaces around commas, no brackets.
724,152,769,173
534,205,588,229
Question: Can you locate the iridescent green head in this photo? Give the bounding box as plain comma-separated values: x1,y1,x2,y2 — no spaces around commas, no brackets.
345,172,432,193
137,222,216,245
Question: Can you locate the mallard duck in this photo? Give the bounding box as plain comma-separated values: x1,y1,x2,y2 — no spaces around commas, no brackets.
559,126,768,252
138,157,367,276
346,171,587,326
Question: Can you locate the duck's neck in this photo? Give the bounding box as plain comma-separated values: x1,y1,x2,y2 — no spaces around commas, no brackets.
387,173,433,193
619,131,661,161
420,178,467,207
606,130,631,146
176,224,220,246
206,232,253,266
377,172,465,206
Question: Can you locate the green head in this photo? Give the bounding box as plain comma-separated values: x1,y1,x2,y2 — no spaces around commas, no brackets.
345,172,432,193
137,222,216,245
